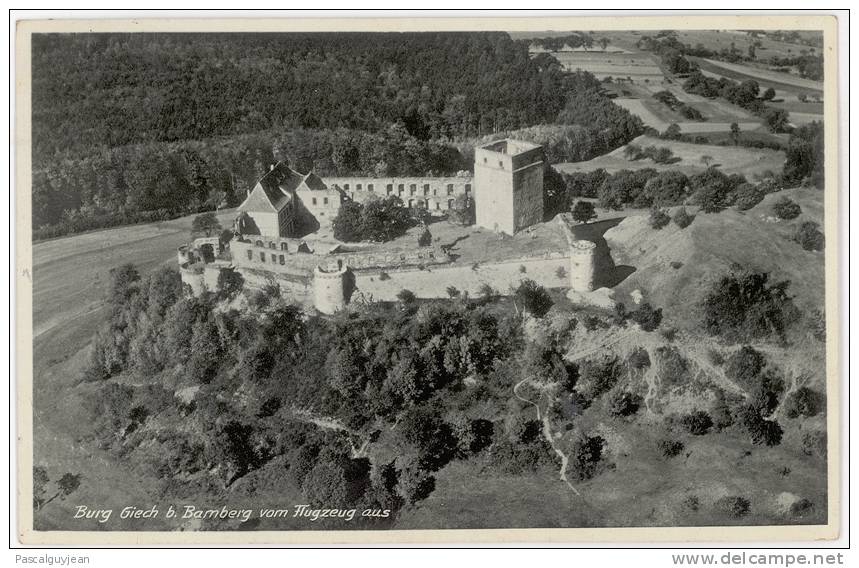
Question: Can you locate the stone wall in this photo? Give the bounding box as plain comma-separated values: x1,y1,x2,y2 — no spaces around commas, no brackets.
324,176,472,214
351,252,572,302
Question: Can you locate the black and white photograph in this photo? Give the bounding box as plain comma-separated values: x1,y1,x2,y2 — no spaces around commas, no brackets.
14,12,841,545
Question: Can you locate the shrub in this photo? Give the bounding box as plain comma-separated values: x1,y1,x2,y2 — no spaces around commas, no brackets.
670,261,683,270
571,200,598,224
658,438,684,459
514,279,553,318
555,266,568,280
794,221,825,251
737,405,784,446
672,207,694,228
680,410,713,435
576,356,622,402
417,227,432,247
715,496,751,518
396,289,417,305
628,302,663,331
801,430,827,457
733,183,765,211
655,346,688,387
790,498,815,519
702,269,799,342
378,271,391,281
519,265,527,273
628,347,651,370
783,387,825,418
724,346,766,390
568,434,606,481
649,207,671,230
772,196,802,220
608,390,642,417
680,495,700,513
445,286,461,299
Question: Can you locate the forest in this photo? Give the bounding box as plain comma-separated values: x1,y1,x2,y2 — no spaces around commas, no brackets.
31,32,644,239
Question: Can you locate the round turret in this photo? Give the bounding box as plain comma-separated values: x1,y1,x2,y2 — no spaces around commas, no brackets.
569,240,596,292
313,263,348,314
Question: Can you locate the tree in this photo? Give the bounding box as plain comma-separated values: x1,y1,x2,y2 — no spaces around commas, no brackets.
571,200,597,224
648,207,671,230
192,212,221,237
417,226,432,247
783,387,825,418
599,37,610,51
702,269,799,342
514,279,553,318
673,207,694,228
41,473,82,508
761,87,776,101
764,108,791,133
33,466,49,510
730,122,741,145
217,268,244,300
794,221,825,251
608,390,642,416
663,123,682,140
332,200,364,242
396,289,417,307
772,196,802,220
447,193,474,226
699,155,714,168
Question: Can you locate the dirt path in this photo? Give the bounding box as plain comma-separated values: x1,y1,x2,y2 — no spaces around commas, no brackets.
513,378,580,496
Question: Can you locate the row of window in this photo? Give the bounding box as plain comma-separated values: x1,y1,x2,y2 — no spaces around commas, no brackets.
335,182,471,197
254,240,290,251
248,250,287,265
245,248,439,266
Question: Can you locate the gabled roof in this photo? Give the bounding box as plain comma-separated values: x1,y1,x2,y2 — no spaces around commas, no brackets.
238,162,302,213
295,172,328,192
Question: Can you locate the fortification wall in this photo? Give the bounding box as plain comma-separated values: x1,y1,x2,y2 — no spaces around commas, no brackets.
351,252,571,302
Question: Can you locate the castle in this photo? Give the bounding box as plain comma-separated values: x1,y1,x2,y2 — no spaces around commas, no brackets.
179,139,598,313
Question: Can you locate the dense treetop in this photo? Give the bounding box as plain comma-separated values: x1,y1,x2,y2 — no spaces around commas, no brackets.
32,32,569,160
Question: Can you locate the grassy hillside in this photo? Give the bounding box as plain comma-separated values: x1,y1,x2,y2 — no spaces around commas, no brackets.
602,187,824,345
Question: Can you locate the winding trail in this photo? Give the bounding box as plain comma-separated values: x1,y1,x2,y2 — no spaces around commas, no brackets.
513,377,580,496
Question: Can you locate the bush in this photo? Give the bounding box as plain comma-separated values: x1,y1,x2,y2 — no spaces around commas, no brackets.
715,496,751,518
571,200,597,224
790,498,815,519
702,269,799,342
628,303,663,331
672,207,694,228
417,227,432,247
658,438,685,459
378,271,391,281
649,207,671,230
608,390,642,417
655,346,688,387
772,196,802,220
724,346,766,390
783,387,825,418
737,405,784,446
568,434,606,481
396,289,417,305
794,221,825,251
733,183,765,211
628,347,651,370
514,279,553,318
680,410,713,435
801,430,827,457
576,356,622,403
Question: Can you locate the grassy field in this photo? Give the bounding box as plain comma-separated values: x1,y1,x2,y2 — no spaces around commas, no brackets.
557,135,785,178
543,50,664,82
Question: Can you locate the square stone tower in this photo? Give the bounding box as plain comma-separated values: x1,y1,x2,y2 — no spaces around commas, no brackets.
474,139,544,234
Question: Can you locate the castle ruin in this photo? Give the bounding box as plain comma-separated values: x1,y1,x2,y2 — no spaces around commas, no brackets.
179,139,599,313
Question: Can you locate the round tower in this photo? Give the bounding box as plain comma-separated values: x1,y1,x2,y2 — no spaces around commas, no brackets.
313,263,348,314
569,240,596,292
